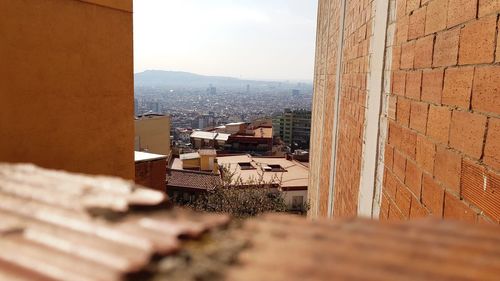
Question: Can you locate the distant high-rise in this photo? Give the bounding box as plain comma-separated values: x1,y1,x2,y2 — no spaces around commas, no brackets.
246,84,250,94
196,114,215,129
207,84,216,95
292,89,301,98
273,109,311,150
147,101,160,113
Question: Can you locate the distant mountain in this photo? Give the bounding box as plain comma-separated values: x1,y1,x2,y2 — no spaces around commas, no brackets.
134,70,304,89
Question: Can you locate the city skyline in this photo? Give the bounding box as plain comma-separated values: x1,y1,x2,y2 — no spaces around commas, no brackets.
133,0,318,81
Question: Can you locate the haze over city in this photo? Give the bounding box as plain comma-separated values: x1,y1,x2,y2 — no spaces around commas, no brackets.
133,0,318,81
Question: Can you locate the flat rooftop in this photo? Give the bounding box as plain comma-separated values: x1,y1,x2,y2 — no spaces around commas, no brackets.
216,155,308,189
190,131,217,140
134,151,167,162
231,127,273,139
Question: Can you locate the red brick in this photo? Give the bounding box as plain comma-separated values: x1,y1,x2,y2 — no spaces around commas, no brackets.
388,95,397,120
442,66,474,109
410,101,428,133
472,66,500,115
394,150,407,182
449,111,487,159
400,41,415,69
392,45,401,70
389,203,405,220
434,147,462,194
396,184,412,219
397,97,411,127
397,0,408,20
396,15,409,45
401,128,417,160
433,28,459,67
384,169,398,200
405,160,423,198
410,197,430,218
406,0,421,13
380,194,390,220
385,144,395,170
392,71,406,96
414,35,434,68
389,121,403,148
427,105,451,145
447,0,478,28
477,215,495,225
443,192,477,222
459,16,497,65
405,70,422,100
425,0,448,35
461,160,500,223
479,0,500,16
421,68,443,104
422,174,445,217
416,134,436,174
408,7,426,40
497,30,500,63
484,118,500,171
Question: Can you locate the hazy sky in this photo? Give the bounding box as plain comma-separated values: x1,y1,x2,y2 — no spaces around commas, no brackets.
133,0,318,81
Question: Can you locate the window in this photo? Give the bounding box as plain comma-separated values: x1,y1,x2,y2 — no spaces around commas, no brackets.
238,162,255,170
264,164,286,172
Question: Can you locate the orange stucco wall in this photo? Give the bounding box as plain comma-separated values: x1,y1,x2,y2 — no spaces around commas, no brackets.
0,0,134,179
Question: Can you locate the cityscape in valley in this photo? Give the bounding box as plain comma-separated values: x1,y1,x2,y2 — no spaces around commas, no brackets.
133,70,313,213
134,70,313,130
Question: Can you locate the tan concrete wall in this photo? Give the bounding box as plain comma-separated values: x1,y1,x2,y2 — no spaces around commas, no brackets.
182,158,201,170
0,0,134,179
135,116,171,156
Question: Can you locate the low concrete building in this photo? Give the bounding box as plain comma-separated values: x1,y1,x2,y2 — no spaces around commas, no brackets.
134,151,167,191
190,131,231,149
191,122,273,154
174,149,219,173
225,127,273,153
217,155,309,210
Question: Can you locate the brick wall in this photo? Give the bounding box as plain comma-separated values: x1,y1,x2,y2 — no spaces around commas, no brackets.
308,0,342,217
309,0,499,223
381,0,500,224
135,158,167,191
331,0,374,217
309,0,382,218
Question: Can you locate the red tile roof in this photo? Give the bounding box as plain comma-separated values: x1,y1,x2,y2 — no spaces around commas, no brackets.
166,169,221,190
226,213,500,281
0,163,229,281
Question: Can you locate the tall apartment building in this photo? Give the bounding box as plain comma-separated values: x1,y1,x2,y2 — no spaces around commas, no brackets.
0,0,134,179
135,114,171,156
308,0,500,224
273,109,311,150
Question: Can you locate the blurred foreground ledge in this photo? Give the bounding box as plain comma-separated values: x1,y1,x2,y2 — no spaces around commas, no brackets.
0,163,498,281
